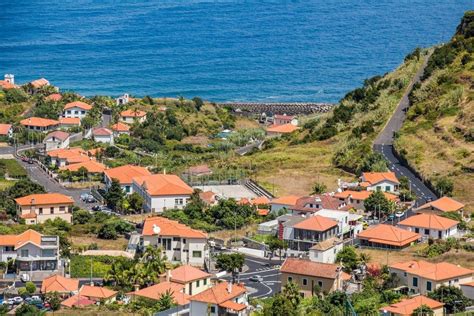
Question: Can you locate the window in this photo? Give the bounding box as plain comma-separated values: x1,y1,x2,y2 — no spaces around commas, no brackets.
173,237,180,241
302,278,308,286
21,250,28,257
42,249,55,257
404,272,407,277
318,281,323,288
59,206,65,212
183,239,186,244
413,277,418,287
204,278,207,285
4,246,14,252
125,186,131,193
376,186,381,191
210,306,216,313
39,208,43,214
424,229,429,235
196,280,200,287
175,198,184,205
427,281,432,291
415,228,419,233
438,231,442,239
385,186,390,191
288,277,293,282
192,251,202,258
454,278,459,283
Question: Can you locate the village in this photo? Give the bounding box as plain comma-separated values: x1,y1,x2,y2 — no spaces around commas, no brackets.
0,73,473,316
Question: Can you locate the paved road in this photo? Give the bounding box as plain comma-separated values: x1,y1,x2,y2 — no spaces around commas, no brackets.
374,51,437,205
219,253,281,299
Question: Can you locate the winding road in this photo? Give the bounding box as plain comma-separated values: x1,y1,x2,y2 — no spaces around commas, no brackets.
373,51,437,205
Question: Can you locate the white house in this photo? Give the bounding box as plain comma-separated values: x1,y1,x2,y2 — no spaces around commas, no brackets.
43,131,70,151
141,216,208,267
63,101,92,119
110,122,131,136
92,127,114,144
0,124,13,139
132,174,193,213
104,164,151,195
189,281,249,316
116,93,130,106
360,172,400,193
460,281,474,300
120,109,147,124
397,213,459,240
0,230,59,278
308,237,343,264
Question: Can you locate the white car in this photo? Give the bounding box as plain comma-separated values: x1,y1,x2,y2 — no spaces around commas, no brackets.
20,273,30,282
30,295,42,302
12,297,23,304
395,211,404,218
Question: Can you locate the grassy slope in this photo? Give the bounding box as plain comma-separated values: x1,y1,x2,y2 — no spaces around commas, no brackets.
395,23,474,211
233,55,424,196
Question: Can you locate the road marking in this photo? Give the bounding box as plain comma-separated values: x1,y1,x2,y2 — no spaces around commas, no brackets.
240,273,281,280
239,268,280,276
252,281,274,299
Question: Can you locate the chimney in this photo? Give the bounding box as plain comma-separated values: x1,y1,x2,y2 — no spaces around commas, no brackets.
227,281,232,294
166,269,171,282
163,168,166,175
134,284,140,292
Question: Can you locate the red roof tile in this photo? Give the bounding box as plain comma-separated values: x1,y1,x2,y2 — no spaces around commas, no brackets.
15,193,74,206
104,165,151,185
358,224,420,247
281,258,342,279
0,124,12,135
142,216,207,239
190,281,246,305
64,101,92,111
133,174,193,196
293,215,338,231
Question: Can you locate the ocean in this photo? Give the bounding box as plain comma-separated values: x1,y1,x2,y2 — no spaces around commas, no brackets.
0,0,471,103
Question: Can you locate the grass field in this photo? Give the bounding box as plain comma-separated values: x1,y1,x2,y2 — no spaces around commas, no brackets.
0,159,27,179
70,235,128,251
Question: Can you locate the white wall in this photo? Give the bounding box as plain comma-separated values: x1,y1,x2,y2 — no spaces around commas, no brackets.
94,135,113,144
63,107,88,119
366,180,398,193
133,182,190,213
142,236,207,267
309,243,343,264
397,225,457,239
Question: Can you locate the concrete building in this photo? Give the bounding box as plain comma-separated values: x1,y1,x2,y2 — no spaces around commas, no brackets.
189,281,248,316
27,78,50,94
0,124,13,139
357,224,420,249
59,117,81,129
120,109,147,124
110,122,131,136
92,127,114,144
20,117,59,132
380,295,444,316
397,213,459,240
41,274,79,294
140,216,208,267
104,164,151,194
414,197,465,217
132,174,193,213
460,281,474,300
47,148,90,167
266,123,298,137
308,237,344,264
116,93,130,105
15,193,74,224
270,195,301,213
168,265,212,296
63,101,92,119
333,190,398,211
43,131,70,151
360,172,400,193
389,260,473,295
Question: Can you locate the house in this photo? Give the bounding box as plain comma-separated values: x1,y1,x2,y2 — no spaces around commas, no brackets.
59,160,106,174
280,258,348,297
132,174,193,212
360,172,400,193
397,213,459,240
78,285,117,304
63,101,92,119
308,237,344,264
15,193,74,224
333,190,398,211
92,127,114,144
0,230,60,277
104,164,151,194
280,215,339,252
120,109,147,124
61,295,96,309
199,191,218,206
270,195,301,213
110,122,131,136
45,93,62,102
116,93,130,105
357,224,420,249
127,281,190,307
169,265,212,295
0,74,17,89
315,209,363,237
47,148,90,167
28,78,50,94
460,281,474,300
273,114,297,126
184,164,213,177
257,219,279,235
189,281,249,316
20,117,59,132
59,117,81,129
0,123,13,139
413,197,465,216
41,274,79,294
389,260,473,295
43,131,70,151
289,195,346,215
266,123,298,137
141,216,208,267
379,295,444,316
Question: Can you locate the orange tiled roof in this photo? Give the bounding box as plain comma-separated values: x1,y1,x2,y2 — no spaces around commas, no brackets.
358,224,420,247
142,216,207,239
127,282,190,305
110,122,130,132
61,294,95,308
41,274,79,293
0,229,43,248
64,101,92,111
398,213,458,230
281,258,342,279
20,213,37,219
0,80,17,89
390,260,473,282
380,295,443,315
104,164,151,185
15,193,74,206
30,78,50,88
334,190,398,201
45,93,62,102
291,195,345,212
461,281,474,287
415,197,465,213
266,123,298,134
59,117,81,125
271,195,301,206
92,127,112,136
293,215,338,231
170,265,211,283
252,196,271,205
79,285,117,299
45,130,70,142
47,147,87,159
20,117,59,127
190,281,246,305
361,172,400,185
199,191,216,204
133,174,193,196
121,109,146,117
219,300,247,311
0,123,12,135
59,160,106,173
257,209,269,216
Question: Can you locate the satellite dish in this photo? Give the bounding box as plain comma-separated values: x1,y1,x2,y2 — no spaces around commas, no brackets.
152,224,161,235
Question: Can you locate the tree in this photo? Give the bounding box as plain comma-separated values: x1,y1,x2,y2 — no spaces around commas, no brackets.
98,222,118,239
127,192,144,213
311,182,327,195
105,179,125,211
157,290,176,311
73,209,92,224
428,285,470,313
411,304,434,316
267,236,287,261
264,294,295,316
192,97,204,111
364,190,392,216
434,177,453,197
336,246,359,272
281,281,302,310
25,281,36,294
216,253,245,282
45,291,61,311
358,252,371,264
104,146,120,158
14,304,44,316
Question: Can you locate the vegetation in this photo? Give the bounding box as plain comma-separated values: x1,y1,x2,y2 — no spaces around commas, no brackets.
428,285,471,313
215,253,245,282
70,255,133,278
364,190,394,217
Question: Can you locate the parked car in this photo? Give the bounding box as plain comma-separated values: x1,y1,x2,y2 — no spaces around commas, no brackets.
20,273,30,282
85,196,96,203
12,297,23,304
249,275,263,282
30,296,42,302
92,205,101,212
395,211,404,218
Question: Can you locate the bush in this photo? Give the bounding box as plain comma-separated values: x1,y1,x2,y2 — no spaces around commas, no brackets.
25,281,36,294
70,255,132,278
98,222,118,239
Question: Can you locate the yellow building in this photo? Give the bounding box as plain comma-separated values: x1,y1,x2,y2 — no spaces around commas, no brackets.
15,193,74,224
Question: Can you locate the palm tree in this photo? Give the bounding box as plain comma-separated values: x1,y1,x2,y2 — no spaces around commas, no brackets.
157,290,175,311
359,252,371,265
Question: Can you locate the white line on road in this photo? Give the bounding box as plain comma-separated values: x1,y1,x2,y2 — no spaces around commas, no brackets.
252,282,274,299
239,269,280,276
